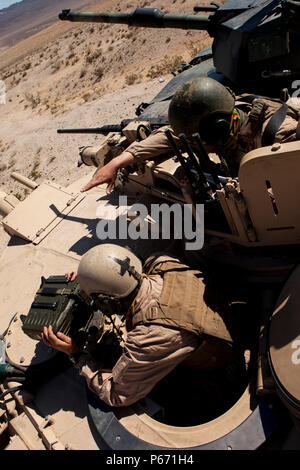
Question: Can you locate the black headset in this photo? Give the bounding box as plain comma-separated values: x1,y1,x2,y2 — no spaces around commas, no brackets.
200,115,232,146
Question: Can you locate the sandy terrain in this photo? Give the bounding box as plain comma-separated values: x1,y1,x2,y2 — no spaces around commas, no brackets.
0,77,169,252
0,0,215,251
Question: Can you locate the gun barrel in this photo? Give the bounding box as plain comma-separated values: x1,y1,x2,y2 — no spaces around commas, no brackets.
57,128,103,134
57,125,122,135
59,8,211,31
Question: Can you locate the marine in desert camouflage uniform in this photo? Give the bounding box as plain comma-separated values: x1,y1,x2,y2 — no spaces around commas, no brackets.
80,77,300,194
42,244,248,407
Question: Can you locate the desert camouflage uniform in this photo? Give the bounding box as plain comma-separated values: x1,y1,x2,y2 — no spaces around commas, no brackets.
76,254,240,407
126,97,300,175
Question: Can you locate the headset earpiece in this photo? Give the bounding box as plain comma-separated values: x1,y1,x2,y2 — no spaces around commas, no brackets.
212,119,231,145
200,117,231,146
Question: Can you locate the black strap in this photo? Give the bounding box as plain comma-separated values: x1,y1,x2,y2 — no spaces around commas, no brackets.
261,104,288,147
239,94,300,146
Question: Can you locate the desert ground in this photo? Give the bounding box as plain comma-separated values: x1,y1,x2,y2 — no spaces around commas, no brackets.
0,0,213,251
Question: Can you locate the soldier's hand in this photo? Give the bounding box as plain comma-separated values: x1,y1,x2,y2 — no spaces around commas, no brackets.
42,325,79,356
80,161,118,194
80,151,135,194
65,270,78,281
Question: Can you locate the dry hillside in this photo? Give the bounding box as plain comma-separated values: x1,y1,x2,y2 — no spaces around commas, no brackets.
0,0,212,107
0,0,93,51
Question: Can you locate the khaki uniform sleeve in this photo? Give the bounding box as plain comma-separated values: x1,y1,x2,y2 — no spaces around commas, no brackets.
126,126,175,162
126,126,217,169
143,253,181,274
77,324,199,407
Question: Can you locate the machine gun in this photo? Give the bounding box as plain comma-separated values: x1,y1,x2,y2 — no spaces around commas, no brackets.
57,125,122,136
57,119,132,136
59,2,300,95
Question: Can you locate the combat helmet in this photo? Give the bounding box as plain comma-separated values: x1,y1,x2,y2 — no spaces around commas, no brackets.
168,77,235,145
78,244,143,300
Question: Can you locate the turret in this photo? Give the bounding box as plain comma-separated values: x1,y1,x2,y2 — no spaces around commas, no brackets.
58,8,211,30
59,1,300,93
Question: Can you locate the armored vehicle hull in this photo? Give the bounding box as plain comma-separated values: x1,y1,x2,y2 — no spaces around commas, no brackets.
0,161,299,450
0,0,300,452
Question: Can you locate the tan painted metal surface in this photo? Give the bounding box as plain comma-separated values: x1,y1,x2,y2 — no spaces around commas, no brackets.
1,138,300,449
0,241,100,449
239,141,300,245
115,385,252,448
2,182,84,243
0,178,181,450
0,244,78,335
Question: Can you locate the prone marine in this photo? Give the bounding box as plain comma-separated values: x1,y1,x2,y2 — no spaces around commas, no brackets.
80,77,300,194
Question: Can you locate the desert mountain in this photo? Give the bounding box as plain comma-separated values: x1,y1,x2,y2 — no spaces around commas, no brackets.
0,0,94,51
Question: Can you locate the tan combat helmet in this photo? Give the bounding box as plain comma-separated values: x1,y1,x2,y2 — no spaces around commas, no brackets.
77,244,143,299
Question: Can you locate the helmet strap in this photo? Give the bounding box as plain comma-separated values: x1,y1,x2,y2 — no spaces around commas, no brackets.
94,294,122,315
94,282,141,319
